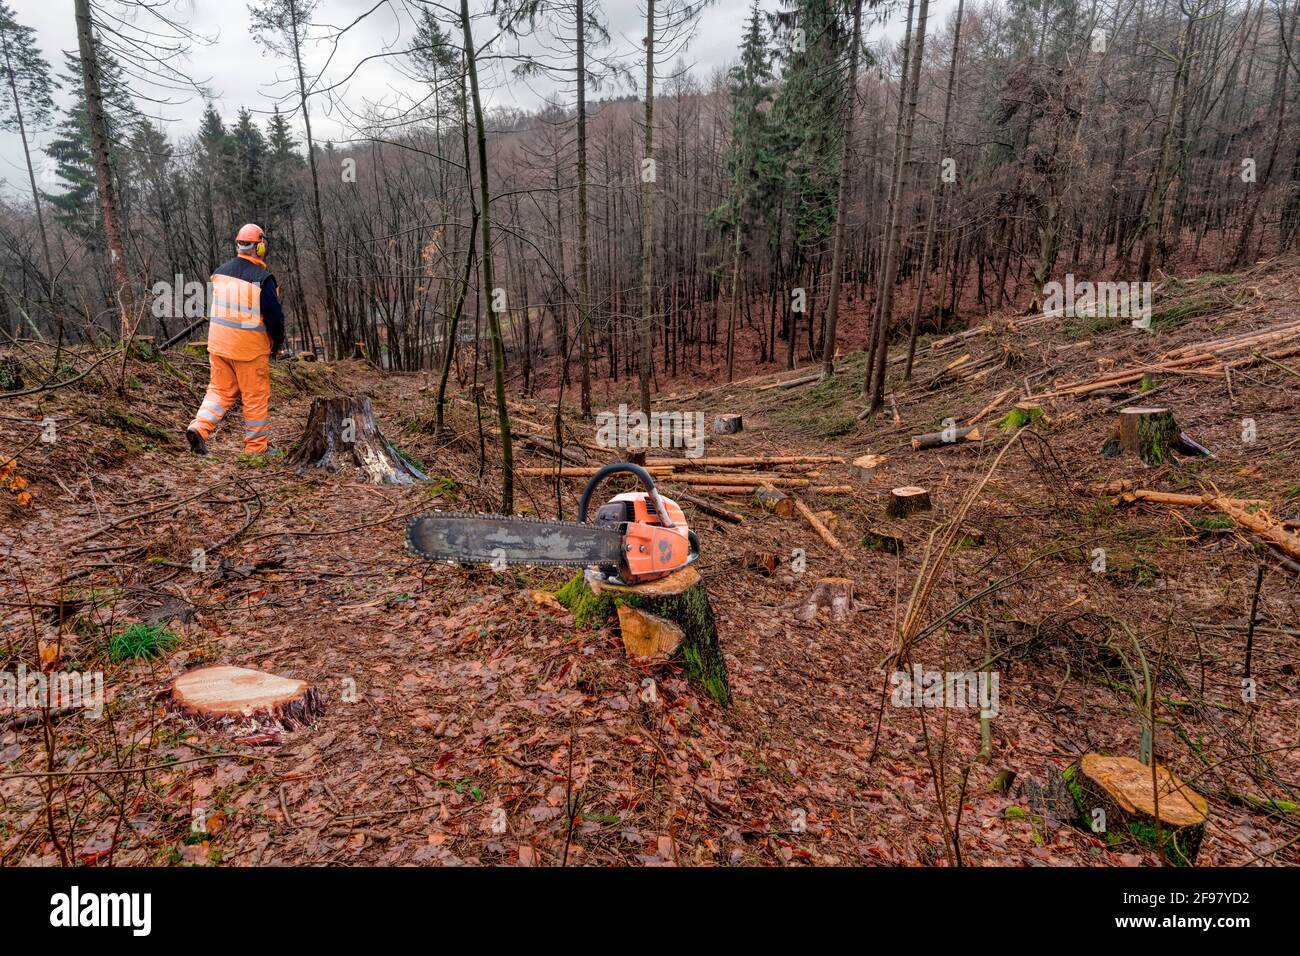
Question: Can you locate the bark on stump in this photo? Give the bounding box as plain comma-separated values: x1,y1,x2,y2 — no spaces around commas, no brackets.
1109,407,1179,465
887,486,932,518
286,395,427,484
167,665,324,731
554,565,730,706
1064,753,1208,865
754,485,795,518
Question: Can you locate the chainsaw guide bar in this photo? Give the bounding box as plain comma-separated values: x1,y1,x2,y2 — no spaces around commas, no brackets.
405,512,625,567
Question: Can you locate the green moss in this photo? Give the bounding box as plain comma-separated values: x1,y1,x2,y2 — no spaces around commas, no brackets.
553,571,730,707
95,403,180,450
1003,805,1027,819
553,573,615,627
1126,819,1197,867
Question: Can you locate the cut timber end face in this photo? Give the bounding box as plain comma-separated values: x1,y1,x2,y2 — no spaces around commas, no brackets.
618,605,685,662
753,485,795,518
286,395,427,485
887,486,932,519
1068,753,1209,865
850,454,887,483
712,414,743,435
169,665,324,731
586,564,700,596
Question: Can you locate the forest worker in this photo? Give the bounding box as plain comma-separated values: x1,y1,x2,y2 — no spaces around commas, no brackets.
185,223,286,456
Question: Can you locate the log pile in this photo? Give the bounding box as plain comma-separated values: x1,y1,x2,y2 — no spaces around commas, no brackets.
1028,319,1300,399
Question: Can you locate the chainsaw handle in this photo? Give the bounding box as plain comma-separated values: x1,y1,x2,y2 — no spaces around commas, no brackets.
579,462,676,529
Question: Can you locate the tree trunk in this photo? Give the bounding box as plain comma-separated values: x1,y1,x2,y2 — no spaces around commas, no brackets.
462,0,514,513
74,0,134,339
639,0,656,420
821,0,864,379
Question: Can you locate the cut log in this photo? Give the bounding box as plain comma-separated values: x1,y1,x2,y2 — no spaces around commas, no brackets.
849,454,887,483
712,414,744,435
296,351,317,362
812,485,853,495
685,475,809,488
517,433,587,465
796,577,855,622
1064,753,1208,866
168,665,324,731
671,490,744,524
754,486,795,518
556,566,730,706
617,605,685,662
912,425,982,450
793,498,851,557
742,551,778,576
645,455,844,468
286,395,426,485
814,509,840,535
887,486,932,518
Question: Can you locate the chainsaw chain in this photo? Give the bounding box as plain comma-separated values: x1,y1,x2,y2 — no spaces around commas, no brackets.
404,511,619,566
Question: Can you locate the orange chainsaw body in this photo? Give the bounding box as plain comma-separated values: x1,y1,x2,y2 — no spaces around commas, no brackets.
594,491,691,583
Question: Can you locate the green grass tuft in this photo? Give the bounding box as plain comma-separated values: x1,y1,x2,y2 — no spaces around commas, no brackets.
109,623,181,662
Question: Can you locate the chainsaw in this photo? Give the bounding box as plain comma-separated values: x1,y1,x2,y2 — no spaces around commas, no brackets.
405,463,700,586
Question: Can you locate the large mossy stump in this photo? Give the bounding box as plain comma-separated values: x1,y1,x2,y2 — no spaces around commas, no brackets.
555,566,730,707
286,395,427,485
1102,407,1212,465
1063,753,1209,865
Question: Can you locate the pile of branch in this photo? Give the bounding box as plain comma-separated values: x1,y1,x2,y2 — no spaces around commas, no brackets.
1028,319,1300,399
1087,481,1300,560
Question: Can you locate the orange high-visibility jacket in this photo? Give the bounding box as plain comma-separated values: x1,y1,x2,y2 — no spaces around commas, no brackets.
207,255,276,361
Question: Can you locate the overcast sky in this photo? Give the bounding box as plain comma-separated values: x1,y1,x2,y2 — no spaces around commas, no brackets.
1,0,957,199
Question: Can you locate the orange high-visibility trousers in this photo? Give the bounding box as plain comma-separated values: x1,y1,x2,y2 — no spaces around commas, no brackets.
188,353,272,453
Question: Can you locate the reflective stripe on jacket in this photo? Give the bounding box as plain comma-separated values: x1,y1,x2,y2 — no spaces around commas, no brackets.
207,255,272,361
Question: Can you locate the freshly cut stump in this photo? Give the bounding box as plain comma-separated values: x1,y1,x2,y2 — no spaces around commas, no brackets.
286,395,426,484
555,565,730,706
1112,407,1180,464
887,486,932,518
849,454,887,484
1064,753,1208,865
169,665,324,731
712,414,743,435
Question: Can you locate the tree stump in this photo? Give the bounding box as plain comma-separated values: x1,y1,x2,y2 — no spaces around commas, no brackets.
1104,407,1211,464
849,453,887,484
168,665,324,731
712,414,743,435
286,395,427,484
296,351,317,363
554,565,730,706
887,486,932,518
617,605,684,662
753,485,795,518
1063,753,1208,865
796,577,855,621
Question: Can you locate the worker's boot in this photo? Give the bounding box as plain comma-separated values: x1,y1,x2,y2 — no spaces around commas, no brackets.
185,427,208,456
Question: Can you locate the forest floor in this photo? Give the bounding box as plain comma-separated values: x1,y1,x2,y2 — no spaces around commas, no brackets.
2,257,1299,867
